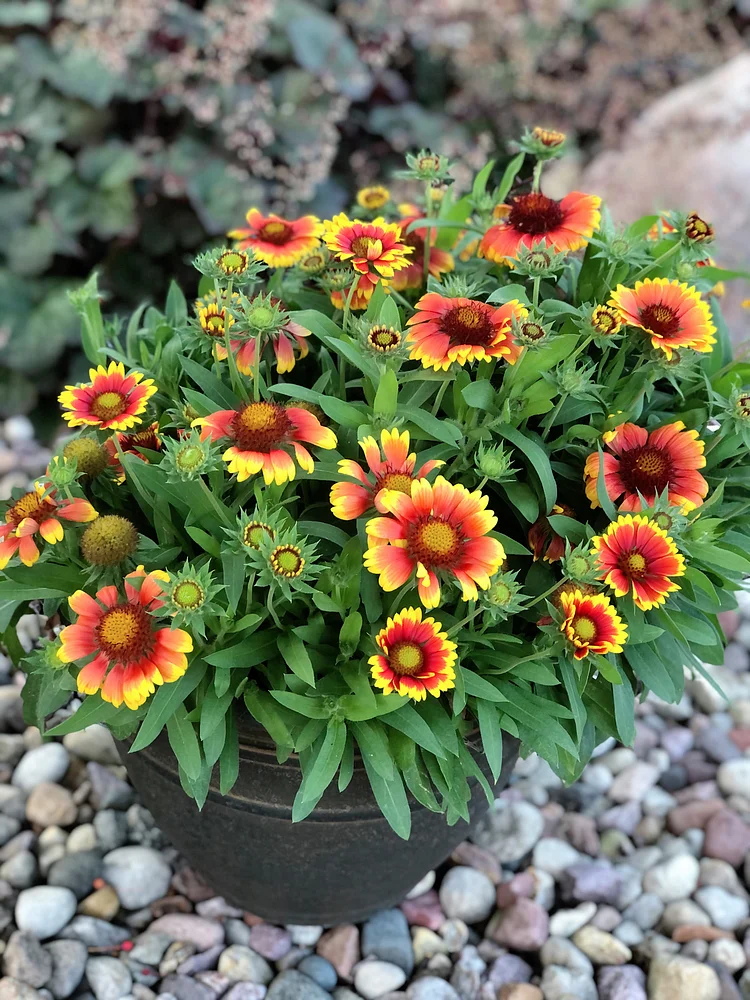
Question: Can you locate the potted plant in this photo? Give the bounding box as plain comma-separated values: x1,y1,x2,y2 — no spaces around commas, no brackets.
3,134,748,924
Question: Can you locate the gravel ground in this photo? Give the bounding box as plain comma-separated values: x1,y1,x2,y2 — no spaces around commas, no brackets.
2,422,750,999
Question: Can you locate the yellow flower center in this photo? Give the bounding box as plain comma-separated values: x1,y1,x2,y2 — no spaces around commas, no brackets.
622,551,647,578
91,391,126,421
593,308,619,334
80,515,138,566
270,544,304,578
172,580,204,609
7,491,48,526
379,472,413,495
217,251,248,274
96,603,152,662
358,187,390,209
351,236,379,258
635,449,667,478
368,325,401,352
63,438,108,478
259,221,293,245
232,402,291,452
242,521,274,549
409,518,461,568
572,615,596,642
389,640,425,677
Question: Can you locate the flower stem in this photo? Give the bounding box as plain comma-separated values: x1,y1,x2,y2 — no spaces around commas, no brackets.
342,275,359,333
632,242,680,282
532,160,543,193
431,378,450,417
542,394,566,441
252,332,263,402
422,182,432,285
532,277,541,309
528,580,562,608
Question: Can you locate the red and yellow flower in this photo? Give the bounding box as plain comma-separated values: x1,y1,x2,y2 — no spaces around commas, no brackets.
591,305,622,337
58,568,193,710
559,589,627,660
584,421,708,513
195,401,337,485
609,278,716,359
329,274,377,312
330,428,444,521
390,213,454,291
0,483,97,569
216,306,310,376
406,293,526,371
369,607,457,701
364,476,505,608
228,209,323,268
322,215,413,294
480,191,601,264
104,422,162,482
528,503,577,563
59,362,157,432
591,514,685,611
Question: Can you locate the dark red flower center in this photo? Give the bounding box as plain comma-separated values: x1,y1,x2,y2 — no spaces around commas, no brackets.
6,492,52,527
401,230,425,257
91,391,127,421
618,445,672,495
96,603,152,663
408,517,461,568
619,550,648,579
231,402,292,453
368,326,401,352
121,426,161,454
507,192,565,235
638,304,681,340
351,236,379,258
440,304,496,347
388,640,425,677
258,221,293,245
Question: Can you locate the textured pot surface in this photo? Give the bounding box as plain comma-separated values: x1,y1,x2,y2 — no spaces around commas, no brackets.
118,718,518,925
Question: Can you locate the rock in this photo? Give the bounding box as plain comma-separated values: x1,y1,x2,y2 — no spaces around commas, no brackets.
609,763,659,803
3,932,52,988
195,898,243,920
62,729,119,766
160,943,197,977
406,871,437,898
217,947,273,985
159,974,215,1000
560,814,600,857
707,937,747,973
438,867,495,924
101,848,171,910
246,926,291,962
539,965,598,1000
406,979,460,1000
0,736,25,767
540,937,594,975
65,826,98,854
573,926,632,965
85,958,132,1000
449,943,484,997
597,964,647,1000
560,862,624,905
0,851,37,889
614,921,643,948
668,800,725,835
79,886,120,922
223,987,266,1000
361,909,413,975
176,945,224,977
352,961,407,1000
660,900,710,934
0,787,28,822
47,851,103,900
316,925,359,980
599,802,642,837
438,919,469,953
25,785,76,829
648,955,721,1000
92,812,128,853
12,746,69,793
532,839,583,879
56,917,130,947
549,902,597,938
15,888,77,940
694,887,749,930
0,817,21,847
622,894,664,931
295,955,336,991
497,987,542,1000
642,855,700,903
450,843,502,884
487,954,534,989
0,978,42,1000
717,758,750,797
486,898,549,951
129,935,172,967
147,915,224,951
703,810,750,868
43,941,87,1000
86,765,134,812
472,801,544,864
400,891,444,931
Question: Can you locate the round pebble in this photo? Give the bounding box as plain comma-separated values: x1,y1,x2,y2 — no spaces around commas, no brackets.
439,866,495,923
15,886,77,939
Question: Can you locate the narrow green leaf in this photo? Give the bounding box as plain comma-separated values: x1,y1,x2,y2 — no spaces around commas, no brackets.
612,667,636,746
351,720,394,780
383,704,447,759
167,704,202,781
494,152,525,204
495,424,556,513
277,633,316,688
361,755,411,840
560,656,586,741
130,659,207,752
297,718,347,804
219,710,239,794
476,700,503,782
374,369,398,419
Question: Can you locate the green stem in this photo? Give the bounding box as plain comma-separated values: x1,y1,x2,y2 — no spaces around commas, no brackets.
252,332,263,402
342,275,359,333
431,378,450,417
632,242,680,282
542,394,566,442
528,580,562,608
388,581,414,615
568,334,594,366
422,182,432,285
390,288,413,312
532,160,543,193
198,477,232,527
447,605,483,637
532,277,541,309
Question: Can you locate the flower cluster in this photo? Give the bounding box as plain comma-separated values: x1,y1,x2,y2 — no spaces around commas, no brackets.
8,137,748,836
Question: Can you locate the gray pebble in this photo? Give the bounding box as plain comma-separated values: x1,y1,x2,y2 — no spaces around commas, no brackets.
93,812,129,853
0,817,21,848
472,801,545,864
295,955,337,991
15,888,77,940
540,964,598,1000
47,851,103,901
62,729,120,767
57,918,131,948
217,946,273,985
85,958,132,1000
43,941,88,1000
0,977,43,1000
439,866,495,924
0,851,37,889
266,969,335,999
693,886,749,931
407,977,460,999
3,933,52,989
12,747,69,793
158,977,213,1000
86,765,134,812
361,909,414,975
101,848,171,910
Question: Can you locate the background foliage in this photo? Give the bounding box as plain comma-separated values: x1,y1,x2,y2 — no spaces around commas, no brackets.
1,0,746,418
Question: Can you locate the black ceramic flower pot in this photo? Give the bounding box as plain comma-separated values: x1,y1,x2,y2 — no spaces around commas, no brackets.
118,718,518,925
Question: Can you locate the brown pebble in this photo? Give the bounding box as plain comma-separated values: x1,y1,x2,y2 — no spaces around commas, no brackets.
451,842,502,884
499,986,543,1000
667,799,725,834
242,912,264,926
151,896,192,918
317,923,360,981
672,924,735,942
729,728,750,751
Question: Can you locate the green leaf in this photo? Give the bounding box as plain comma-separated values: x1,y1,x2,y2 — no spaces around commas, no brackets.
361,754,411,840
165,280,188,325
690,542,750,576
418,699,460,756
167,704,202,781
44,694,123,736
560,656,586,741
181,356,240,410
221,551,246,615
461,380,496,410
547,514,588,543
403,407,462,446
204,633,277,669
625,643,677,702
219,710,239,794
476,700,503,782
185,526,221,557
199,685,233,740
297,718,347,804
595,443,619,521
462,669,506,703
378,296,401,330
277,633,316,688
350,720,394,780
487,283,530,306
374,369,398,419
130,659,207,752
494,152,525,204
502,481,538,522
270,692,330,718
383,705,447,759
613,667,636,746
244,687,293,748
339,612,363,658
338,734,355,792
495,424,557,513
202,715,226,768
472,159,496,201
